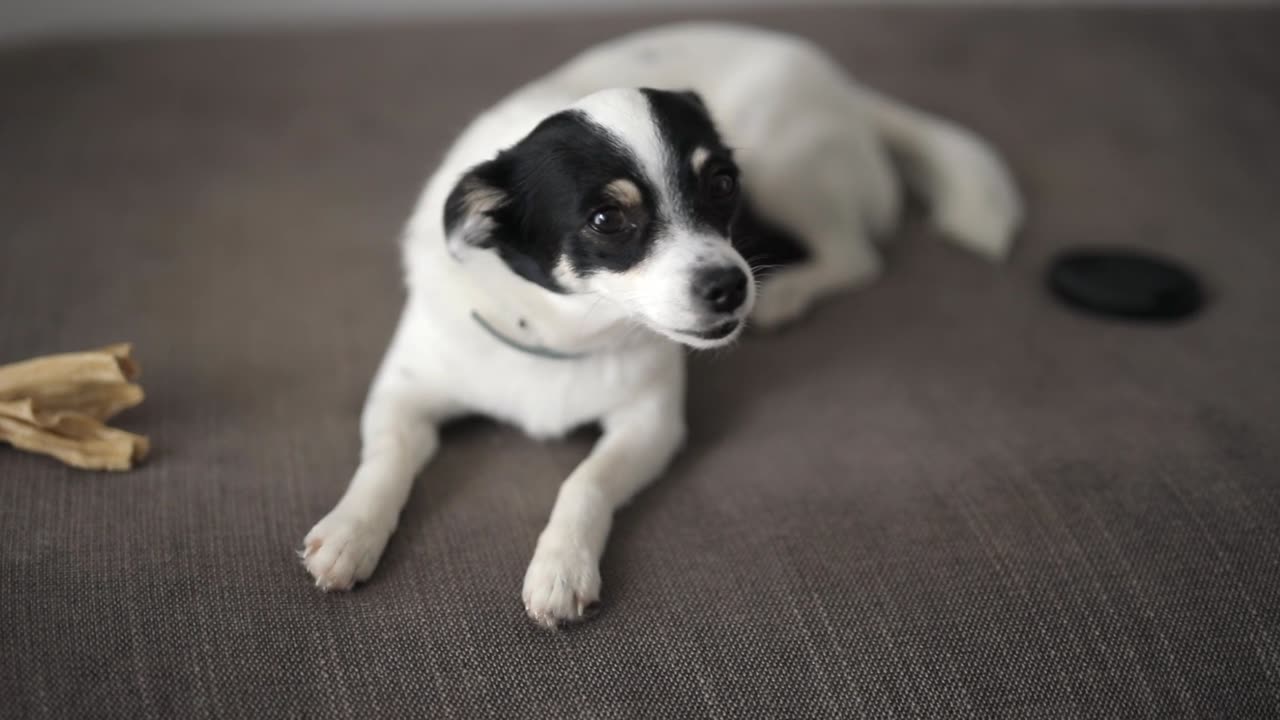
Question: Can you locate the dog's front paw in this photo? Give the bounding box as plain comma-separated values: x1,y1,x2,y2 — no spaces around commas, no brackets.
522,541,601,629
301,511,393,591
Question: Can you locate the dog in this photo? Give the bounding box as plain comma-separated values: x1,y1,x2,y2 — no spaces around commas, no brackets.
300,22,1022,627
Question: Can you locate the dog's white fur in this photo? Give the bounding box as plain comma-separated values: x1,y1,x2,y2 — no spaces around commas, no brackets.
301,23,1022,626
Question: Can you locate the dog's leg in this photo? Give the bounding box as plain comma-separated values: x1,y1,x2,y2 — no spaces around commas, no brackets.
744,107,899,331
750,236,882,330
522,386,686,628
302,374,453,591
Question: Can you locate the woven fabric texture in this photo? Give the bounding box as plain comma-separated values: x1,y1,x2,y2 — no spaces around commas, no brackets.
2,8,1279,719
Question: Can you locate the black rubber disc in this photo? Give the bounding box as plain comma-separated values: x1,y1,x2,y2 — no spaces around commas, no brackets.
1048,249,1204,321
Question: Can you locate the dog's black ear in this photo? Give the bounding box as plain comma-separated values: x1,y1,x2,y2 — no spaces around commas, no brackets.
443,156,512,252
676,90,707,112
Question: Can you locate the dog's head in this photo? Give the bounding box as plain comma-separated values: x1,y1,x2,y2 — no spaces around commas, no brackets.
444,88,754,349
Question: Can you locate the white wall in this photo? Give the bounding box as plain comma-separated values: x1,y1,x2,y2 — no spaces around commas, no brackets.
0,0,1243,44
0,0,844,43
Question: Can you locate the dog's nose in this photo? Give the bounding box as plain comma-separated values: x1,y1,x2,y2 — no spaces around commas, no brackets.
696,266,749,314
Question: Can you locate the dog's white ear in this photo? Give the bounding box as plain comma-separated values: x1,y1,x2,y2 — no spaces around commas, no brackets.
443,159,510,255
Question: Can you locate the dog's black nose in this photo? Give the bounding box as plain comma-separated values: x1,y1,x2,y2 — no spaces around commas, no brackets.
696,266,749,314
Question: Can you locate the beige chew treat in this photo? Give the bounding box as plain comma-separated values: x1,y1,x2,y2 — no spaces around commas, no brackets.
0,344,149,471
0,415,147,471
8,381,145,422
0,343,139,398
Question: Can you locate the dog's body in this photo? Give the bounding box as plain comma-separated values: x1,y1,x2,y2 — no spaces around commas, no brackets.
302,23,1022,627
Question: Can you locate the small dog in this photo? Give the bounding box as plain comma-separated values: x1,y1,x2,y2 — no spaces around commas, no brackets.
301,23,1021,627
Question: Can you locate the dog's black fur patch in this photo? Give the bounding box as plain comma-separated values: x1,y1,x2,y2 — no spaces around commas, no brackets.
641,89,807,273
640,88,742,236
445,109,666,292
444,89,787,291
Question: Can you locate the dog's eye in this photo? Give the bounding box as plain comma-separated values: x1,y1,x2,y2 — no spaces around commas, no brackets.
708,170,737,200
589,206,627,234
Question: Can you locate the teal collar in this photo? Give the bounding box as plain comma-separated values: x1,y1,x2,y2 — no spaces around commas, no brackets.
470,311,590,361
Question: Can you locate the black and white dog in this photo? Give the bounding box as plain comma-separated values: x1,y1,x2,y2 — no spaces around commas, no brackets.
302,23,1021,627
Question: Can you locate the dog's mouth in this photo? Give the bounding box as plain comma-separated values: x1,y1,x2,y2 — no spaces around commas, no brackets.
665,319,742,348
685,319,741,340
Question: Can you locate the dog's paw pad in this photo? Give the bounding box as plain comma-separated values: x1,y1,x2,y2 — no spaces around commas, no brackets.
522,544,601,629
301,512,392,592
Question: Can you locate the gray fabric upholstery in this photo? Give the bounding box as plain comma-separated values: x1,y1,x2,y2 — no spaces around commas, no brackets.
3,8,1279,718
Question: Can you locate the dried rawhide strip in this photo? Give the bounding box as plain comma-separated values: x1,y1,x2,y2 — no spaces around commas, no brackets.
0,344,149,471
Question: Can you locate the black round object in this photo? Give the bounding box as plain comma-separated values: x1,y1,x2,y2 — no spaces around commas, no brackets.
1048,249,1204,321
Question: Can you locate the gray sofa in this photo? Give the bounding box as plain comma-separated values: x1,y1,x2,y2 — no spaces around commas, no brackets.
3,7,1278,718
